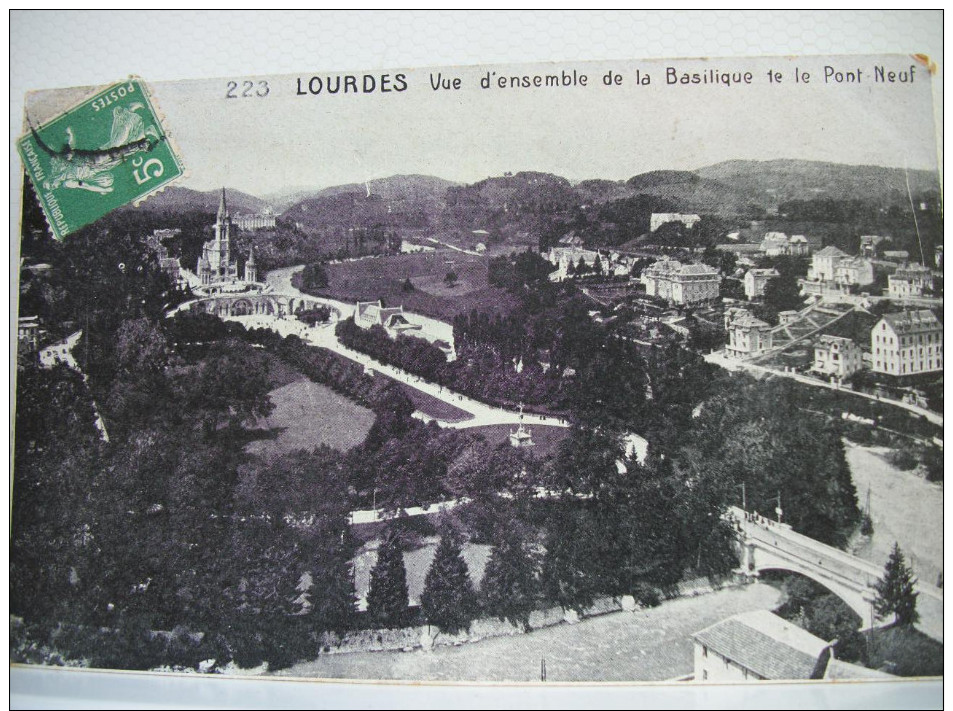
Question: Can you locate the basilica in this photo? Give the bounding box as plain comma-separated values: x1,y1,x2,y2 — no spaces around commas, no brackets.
196,189,257,287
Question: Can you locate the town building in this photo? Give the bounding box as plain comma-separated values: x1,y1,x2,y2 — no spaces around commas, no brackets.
650,212,701,232
146,229,187,289
807,246,849,282
692,610,831,682
888,263,934,298
17,316,41,355
547,245,604,278
883,250,910,262
834,256,874,288
641,260,720,305
743,268,779,300
871,310,943,376
859,235,888,258
354,300,456,361
813,335,863,379
355,300,420,335
760,232,810,257
233,211,276,230
724,308,773,358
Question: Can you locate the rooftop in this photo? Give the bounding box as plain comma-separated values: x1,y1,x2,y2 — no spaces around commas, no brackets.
815,246,849,258
693,610,829,680
880,310,941,334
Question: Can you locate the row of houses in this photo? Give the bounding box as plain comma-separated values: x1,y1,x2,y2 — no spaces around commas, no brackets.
724,307,942,379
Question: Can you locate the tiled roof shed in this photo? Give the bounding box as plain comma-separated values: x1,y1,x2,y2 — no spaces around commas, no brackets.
692,610,830,680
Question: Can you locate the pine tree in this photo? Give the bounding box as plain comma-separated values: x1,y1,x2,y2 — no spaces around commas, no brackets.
481,526,537,630
540,507,599,614
420,528,477,634
366,529,409,628
873,542,919,625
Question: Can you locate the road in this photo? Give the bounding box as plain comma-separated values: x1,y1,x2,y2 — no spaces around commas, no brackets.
211,266,572,432
845,442,944,642
705,350,942,426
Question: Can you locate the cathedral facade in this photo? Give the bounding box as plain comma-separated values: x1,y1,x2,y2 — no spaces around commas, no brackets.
196,189,257,286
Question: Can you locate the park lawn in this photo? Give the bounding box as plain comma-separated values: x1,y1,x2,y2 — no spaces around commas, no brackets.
246,377,376,461
466,423,569,459
320,251,520,321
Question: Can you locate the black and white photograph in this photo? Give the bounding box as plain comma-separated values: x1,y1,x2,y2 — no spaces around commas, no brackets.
11,48,943,697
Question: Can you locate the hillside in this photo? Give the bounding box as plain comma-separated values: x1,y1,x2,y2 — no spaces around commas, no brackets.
696,159,940,207
129,186,269,215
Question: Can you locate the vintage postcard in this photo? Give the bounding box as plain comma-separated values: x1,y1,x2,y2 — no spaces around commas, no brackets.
12,54,942,686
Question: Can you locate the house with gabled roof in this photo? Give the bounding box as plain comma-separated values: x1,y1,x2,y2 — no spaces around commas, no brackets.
692,610,831,682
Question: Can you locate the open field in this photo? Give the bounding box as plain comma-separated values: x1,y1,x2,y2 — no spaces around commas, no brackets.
318,251,520,321
278,583,782,682
246,377,375,460
466,423,569,459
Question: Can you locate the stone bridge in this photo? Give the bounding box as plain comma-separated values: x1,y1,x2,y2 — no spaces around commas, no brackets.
728,506,880,630
172,292,343,320
728,506,943,640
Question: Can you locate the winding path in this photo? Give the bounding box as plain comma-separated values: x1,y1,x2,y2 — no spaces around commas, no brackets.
223,265,573,431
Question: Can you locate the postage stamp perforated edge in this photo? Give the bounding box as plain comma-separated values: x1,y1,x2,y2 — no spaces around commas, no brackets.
17,76,188,240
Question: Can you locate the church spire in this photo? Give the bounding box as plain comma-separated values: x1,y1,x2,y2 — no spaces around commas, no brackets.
217,187,228,220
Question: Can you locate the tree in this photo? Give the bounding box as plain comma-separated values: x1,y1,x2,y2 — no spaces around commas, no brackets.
873,542,919,625
401,277,414,292
807,594,861,643
762,274,804,313
420,527,477,634
444,270,458,288
481,526,537,630
366,529,409,628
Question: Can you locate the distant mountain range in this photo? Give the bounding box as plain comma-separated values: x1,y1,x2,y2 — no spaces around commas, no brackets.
135,160,940,222
132,186,269,214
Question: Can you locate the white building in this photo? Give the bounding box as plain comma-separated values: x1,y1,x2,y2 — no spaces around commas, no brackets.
650,212,701,232
834,256,874,287
354,300,456,361
807,246,849,281
693,610,831,682
743,268,780,300
760,232,810,257
871,310,943,376
813,335,863,379
724,308,773,358
641,260,720,305
888,263,934,298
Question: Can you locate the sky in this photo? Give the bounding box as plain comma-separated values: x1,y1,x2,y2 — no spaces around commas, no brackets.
27,55,942,199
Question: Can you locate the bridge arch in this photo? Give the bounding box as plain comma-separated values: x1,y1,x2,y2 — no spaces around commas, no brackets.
739,542,877,629
230,299,254,316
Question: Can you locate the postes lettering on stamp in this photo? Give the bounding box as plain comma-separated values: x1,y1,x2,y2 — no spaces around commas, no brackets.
17,78,185,240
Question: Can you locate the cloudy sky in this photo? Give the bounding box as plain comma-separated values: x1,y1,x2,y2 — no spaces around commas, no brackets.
28,55,941,198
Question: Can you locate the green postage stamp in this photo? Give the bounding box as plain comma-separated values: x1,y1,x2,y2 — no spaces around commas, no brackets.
17,78,184,240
